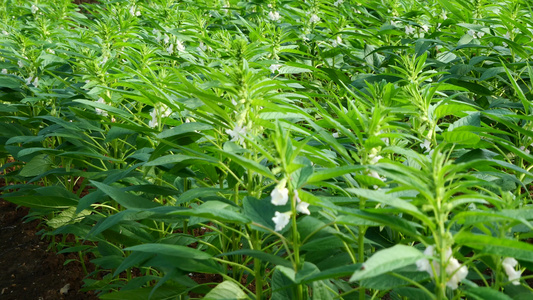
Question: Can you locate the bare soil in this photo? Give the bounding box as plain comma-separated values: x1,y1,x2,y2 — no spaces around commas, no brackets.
0,200,99,300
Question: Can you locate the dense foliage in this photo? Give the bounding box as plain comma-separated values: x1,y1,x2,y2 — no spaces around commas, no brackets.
2,0,533,299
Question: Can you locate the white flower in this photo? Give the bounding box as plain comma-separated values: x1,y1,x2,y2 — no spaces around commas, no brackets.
148,109,158,128
421,139,431,152
468,29,484,39
25,76,33,85
166,44,174,54
268,11,281,22
332,35,342,47
421,24,430,32
2,30,9,36
129,6,140,17
1,69,7,74
405,25,415,35
198,41,207,52
95,97,108,117
333,0,344,7
309,14,320,24
18,60,23,68
368,154,382,165
332,132,340,138
32,77,39,88
271,184,289,206
390,20,399,27
31,4,38,14
176,40,185,52
294,190,310,215
502,257,522,285
163,34,170,44
226,124,247,144
416,245,468,290
441,12,448,20
269,64,282,73
272,211,291,231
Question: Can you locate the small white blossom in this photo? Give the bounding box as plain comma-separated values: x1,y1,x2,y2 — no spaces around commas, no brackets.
149,109,158,128
390,20,399,27
309,14,320,24
198,41,207,52
268,11,281,22
95,97,108,117
129,6,140,17
421,139,431,153
2,30,8,36
166,44,174,54
294,190,310,215
502,257,522,285
468,29,484,39
405,25,415,35
416,246,468,290
421,24,430,32
269,64,282,73
225,124,247,144
31,4,38,14
333,0,344,7
163,34,170,44
32,77,39,88
25,76,33,85
272,211,291,231
331,35,342,47
368,154,382,165
332,132,340,138
18,60,23,68
1,69,7,74
176,40,185,52
271,184,289,206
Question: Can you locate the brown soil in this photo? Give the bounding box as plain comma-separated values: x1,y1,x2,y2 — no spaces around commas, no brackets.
0,200,99,300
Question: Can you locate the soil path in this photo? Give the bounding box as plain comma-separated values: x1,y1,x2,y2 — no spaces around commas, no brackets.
0,200,99,300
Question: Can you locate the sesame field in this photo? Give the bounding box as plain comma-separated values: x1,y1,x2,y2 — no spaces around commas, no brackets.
2,0,533,299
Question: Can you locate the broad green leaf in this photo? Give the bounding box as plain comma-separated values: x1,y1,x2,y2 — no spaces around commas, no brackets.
442,131,480,144
214,149,275,180
463,287,513,300
204,281,248,300
90,181,160,209
350,245,424,282
455,232,533,262
99,284,187,300
19,154,54,177
219,249,292,268
170,201,250,224
145,154,218,167
307,165,365,184
124,243,212,260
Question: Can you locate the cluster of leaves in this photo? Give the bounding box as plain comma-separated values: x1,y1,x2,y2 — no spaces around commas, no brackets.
1,0,533,299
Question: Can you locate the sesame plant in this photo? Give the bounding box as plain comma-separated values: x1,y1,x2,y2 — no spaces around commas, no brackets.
1,0,533,299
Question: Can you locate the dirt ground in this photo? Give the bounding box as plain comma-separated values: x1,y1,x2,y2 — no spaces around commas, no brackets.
0,200,99,300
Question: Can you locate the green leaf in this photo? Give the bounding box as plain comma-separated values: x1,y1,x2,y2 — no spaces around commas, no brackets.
463,287,513,300
214,149,275,180
204,281,248,300
442,131,480,145
219,249,292,268
170,201,250,224
99,283,187,300
90,181,160,209
455,232,533,262
307,165,365,184
350,245,424,282
243,196,276,232
157,122,212,139
19,154,54,177
124,243,212,260
145,154,218,167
